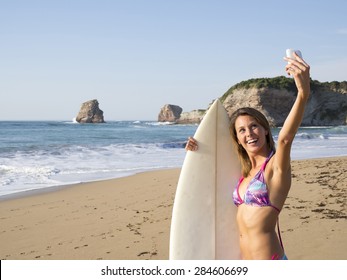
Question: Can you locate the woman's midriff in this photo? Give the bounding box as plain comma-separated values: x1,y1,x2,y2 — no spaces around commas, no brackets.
236,205,284,260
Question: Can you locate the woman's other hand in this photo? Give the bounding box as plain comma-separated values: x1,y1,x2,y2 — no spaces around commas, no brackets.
185,137,198,151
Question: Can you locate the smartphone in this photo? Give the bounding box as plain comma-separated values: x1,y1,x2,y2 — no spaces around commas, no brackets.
286,49,303,60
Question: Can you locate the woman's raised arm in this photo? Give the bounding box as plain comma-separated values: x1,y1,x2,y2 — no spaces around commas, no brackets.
274,52,311,173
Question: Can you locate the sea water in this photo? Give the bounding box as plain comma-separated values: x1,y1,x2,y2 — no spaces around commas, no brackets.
0,121,346,197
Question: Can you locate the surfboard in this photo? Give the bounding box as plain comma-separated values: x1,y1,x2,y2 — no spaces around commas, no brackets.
169,99,241,260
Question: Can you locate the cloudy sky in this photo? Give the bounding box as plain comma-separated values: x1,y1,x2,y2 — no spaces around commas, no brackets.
1,0,346,121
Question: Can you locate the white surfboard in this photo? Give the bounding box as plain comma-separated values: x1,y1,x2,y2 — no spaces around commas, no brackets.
169,99,241,260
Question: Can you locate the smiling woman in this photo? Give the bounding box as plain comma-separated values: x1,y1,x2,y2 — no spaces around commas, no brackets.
229,108,276,177
185,51,311,260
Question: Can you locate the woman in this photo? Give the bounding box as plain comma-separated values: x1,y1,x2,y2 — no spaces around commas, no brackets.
185,52,310,260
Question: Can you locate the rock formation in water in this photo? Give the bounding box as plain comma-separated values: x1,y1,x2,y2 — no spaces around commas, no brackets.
176,110,205,124
158,104,183,122
76,99,105,123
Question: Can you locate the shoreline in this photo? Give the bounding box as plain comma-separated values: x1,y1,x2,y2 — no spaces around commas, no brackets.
0,156,346,260
0,168,177,202
1,155,346,202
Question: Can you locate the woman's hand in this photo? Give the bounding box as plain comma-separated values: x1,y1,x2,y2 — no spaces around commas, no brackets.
284,52,310,98
185,137,198,151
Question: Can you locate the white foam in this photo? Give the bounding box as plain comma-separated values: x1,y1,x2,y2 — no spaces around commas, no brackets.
0,142,187,196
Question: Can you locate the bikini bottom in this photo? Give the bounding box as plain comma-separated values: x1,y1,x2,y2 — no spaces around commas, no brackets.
271,253,288,260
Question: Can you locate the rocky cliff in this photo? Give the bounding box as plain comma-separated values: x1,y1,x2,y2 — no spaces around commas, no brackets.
76,99,105,123
176,110,205,124
220,77,347,126
158,77,346,126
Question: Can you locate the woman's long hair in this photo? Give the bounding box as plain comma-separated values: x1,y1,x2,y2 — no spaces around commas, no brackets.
229,108,276,177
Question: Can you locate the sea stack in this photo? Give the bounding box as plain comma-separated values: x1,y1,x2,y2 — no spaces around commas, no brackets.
76,99,105,123
158,104,183,122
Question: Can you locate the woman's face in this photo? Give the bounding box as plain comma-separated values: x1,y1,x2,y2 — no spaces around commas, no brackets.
234,115,268,155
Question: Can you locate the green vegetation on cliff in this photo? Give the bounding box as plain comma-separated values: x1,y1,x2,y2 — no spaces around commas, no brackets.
220,76,347,103
311,79,347,92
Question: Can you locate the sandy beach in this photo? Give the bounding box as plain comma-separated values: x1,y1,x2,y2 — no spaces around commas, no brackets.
0,157,346,260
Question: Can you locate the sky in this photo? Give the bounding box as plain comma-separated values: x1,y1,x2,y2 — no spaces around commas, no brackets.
1,0,346,121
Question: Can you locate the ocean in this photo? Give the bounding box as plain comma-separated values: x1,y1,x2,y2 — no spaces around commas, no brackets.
1,121,347,197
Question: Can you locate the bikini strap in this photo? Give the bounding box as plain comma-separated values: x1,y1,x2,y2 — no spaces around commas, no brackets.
271,205,281,212
277,218,284,250
237,176,244,187
261,150,275,171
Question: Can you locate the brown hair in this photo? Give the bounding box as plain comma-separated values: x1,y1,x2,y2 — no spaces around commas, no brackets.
229,108,276,177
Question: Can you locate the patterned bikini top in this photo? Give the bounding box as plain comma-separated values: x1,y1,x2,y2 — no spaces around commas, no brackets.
232,151,280,212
